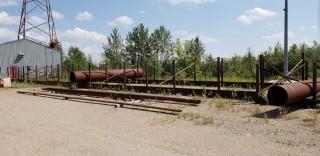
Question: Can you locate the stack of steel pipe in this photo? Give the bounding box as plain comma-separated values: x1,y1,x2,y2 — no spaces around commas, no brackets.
267,79,320,106
70,68,144,83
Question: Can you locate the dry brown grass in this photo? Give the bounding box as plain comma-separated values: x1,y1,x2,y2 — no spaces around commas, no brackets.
302,110,318,127
178,112,214,126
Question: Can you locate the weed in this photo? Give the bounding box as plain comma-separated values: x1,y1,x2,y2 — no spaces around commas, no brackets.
250,105,262,115
178,112,214,126
302,110,318,127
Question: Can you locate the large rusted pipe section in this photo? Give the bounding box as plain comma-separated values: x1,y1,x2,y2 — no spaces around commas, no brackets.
267,79,320,106
70,68,144,83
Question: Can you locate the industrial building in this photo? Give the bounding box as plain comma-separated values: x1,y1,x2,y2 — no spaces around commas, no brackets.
0,39,61,77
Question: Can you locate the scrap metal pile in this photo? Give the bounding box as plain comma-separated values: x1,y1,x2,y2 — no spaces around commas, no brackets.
18,88,201,115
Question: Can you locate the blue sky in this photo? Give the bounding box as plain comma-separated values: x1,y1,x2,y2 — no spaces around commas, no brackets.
0,0,319,62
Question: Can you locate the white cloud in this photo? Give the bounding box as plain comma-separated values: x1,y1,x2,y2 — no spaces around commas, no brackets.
76,11,93,21
0,27,16,40
174,30,218,43
0,11,19,25
0,0,17,7
166,0,215,5
29,16,46,25
52,11,64,20
63,27,107,43
61,27,107,63
107,16,134,27
238,7,277,25
262,31,296,40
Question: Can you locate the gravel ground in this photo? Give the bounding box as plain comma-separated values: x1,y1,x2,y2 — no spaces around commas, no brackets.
0,88,319,156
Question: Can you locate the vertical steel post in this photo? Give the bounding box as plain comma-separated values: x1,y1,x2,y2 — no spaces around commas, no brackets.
312,62,318,107
194,58,196,82
217,57,221,91
172,60,176,93
220,58,224,85
153,60,156,81
146,62,149,89
35,65,38,81
305,61,309,80
27,66,30,82
50,65,53,78
22,66,25,81
284,0,289,75
123,61,126,89
57,64,60,82
17,67,20,81
259,55,265,88
88,62,91,88
301,51,305,80
45,65,48,81
105,62,108,87
256,64,260,94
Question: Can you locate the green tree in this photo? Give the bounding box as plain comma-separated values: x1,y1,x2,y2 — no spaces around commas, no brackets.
150,26,174,62
126,23,151,65
63,47,88,70
103,28,125,68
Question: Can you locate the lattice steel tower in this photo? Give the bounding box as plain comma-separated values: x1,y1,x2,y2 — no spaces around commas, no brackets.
18,0,61,50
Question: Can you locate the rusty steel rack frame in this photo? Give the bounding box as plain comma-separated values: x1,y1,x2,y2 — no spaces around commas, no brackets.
17,91,183,115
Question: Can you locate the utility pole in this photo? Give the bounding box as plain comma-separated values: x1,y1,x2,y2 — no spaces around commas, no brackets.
284,0,289,75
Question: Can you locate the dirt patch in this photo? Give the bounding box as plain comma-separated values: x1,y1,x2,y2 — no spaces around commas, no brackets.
0,89,319,156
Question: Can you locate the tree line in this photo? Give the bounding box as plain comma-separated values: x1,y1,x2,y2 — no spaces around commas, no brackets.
63,23,320,81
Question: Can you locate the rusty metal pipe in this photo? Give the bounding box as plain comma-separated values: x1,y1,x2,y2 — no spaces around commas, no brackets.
267,79,320,105
70,68,144,83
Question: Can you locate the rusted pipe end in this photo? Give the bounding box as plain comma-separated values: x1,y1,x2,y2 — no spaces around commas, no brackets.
267,86,288,106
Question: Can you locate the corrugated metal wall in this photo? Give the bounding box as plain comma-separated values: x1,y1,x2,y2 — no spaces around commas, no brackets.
0,39,61,77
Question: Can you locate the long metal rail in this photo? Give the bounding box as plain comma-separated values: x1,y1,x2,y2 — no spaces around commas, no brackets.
17,91,183,115
43,88,201,105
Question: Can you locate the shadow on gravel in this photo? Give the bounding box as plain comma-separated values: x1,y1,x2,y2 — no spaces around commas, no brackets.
253,100,314,119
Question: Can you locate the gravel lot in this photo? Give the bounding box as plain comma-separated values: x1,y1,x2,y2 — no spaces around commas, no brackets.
0,88,319,156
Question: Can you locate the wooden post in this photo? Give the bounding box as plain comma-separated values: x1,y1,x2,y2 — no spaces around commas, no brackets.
217,57,221,91
146,62,149,89
259,55,265,88
172,60,176,93
256,64,260,94
301,50,305,80
35,65,38,81
312,62,317,107
57,64,60,82
220,58,224,85
7,67,9,77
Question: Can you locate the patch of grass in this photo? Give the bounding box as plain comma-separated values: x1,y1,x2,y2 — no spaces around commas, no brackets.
284,113,299,121
178,112,214,126
250,105,263,115
212,97,234,111
151,117,177,125
275,139,298,147
302,110,318,127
